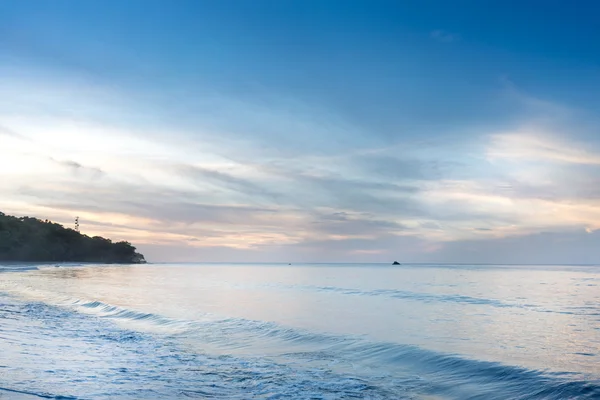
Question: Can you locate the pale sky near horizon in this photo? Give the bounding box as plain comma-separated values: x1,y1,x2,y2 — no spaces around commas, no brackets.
2,0,600,263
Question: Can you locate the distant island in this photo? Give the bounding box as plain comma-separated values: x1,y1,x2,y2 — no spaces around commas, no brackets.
0,211,146,264
392,261,401,265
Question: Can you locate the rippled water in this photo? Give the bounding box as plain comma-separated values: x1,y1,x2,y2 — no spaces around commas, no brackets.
1,263,599,399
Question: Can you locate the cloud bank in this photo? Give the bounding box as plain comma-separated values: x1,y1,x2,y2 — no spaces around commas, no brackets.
2,66,600,263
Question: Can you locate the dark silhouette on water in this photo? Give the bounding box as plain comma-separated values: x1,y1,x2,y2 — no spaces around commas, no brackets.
392,261,401,265
0,211,146,263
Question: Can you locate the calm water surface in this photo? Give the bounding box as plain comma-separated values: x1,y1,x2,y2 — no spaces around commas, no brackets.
0,263,599,399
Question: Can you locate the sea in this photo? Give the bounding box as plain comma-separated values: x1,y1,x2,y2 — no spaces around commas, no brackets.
0,263,599,399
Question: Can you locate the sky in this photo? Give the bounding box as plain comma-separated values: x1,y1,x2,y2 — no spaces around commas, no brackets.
1,0,600,263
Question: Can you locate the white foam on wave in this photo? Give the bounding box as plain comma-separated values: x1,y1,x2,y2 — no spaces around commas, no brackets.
0,279,210,335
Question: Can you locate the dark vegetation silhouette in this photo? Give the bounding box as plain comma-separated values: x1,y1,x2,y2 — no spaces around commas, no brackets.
0,212,146,263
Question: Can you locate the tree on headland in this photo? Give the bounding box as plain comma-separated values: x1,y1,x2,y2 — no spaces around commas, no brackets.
0,211,146,263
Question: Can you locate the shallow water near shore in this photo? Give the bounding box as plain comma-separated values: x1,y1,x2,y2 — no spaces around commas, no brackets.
1,263,599,399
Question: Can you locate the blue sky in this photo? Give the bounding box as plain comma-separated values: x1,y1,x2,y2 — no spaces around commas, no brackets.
2,0,600,263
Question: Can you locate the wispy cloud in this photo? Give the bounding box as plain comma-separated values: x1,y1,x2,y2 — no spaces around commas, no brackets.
174,163,280,204
487,130,600,165
430,30,461,43
0,124,29,141
49,158,105,179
